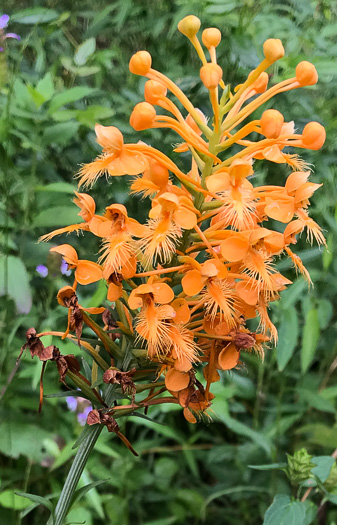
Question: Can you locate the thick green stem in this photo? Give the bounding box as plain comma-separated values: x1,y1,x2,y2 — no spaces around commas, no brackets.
48,385,116,525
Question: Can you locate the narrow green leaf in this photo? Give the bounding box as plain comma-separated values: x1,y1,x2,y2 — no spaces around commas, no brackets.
277,307,299,371
15,492,54,512
33,206,80,228
0,490,32,510
248,463,287,471
35,182,76,193
301,309,320,374
70,479,108,507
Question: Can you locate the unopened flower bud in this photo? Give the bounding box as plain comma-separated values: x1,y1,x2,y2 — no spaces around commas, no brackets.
301,121,326,150
202,28,221,48
130,102,156,131
144,80,167,105
263,38,284,63
296,61,318,86
248,71,268,93
129,50,152,75
260,109,284,138
177,15,201,38
200,63,223,89
285,448,315,485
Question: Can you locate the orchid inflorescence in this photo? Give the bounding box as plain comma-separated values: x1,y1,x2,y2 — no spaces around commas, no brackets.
24,15,325,446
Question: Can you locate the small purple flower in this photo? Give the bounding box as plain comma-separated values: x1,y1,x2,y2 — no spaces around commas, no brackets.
77,406,92,426
36,264,49,278
0,14,20,51
60,259,72,276
66,396,78,412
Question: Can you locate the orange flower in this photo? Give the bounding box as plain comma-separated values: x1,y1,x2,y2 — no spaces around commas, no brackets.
50,245,102,286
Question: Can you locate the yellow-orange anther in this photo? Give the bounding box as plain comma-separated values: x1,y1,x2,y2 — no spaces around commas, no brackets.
263,38,285,63
260,109,284,138
296,61,318,86
202,28,221,48
301,122,326,150
200,63,223,89
130,102,156,131
129,51,152,75
177,15,201,38
144,80,167,105
248,71,269,93
186,109,207,135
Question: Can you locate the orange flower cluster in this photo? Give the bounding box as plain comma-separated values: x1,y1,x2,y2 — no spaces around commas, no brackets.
39,16,325,425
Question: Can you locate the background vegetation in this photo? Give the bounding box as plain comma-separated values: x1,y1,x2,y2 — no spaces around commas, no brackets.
1,0,337,524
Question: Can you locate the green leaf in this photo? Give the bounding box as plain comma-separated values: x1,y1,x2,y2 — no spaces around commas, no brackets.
0,422,51,461
263,494,309,525
0,490,32,510
75,105,115,127
301,309,320,374
48,87,99,113
11,8,59,24
74,38,96,66
33,206,80,228
298,389,335,413
311,456,335,483
317,299,333,330
35,182,76,194
15,492,54,512
36,73,55,102
277,306,299,371
0,256,32,314
26,85,46,108
42,121,80,145
70,479,108,507
248,463,287,471
279,278,307,309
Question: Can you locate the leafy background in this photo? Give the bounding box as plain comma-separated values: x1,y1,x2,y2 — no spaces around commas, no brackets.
0,0,337,524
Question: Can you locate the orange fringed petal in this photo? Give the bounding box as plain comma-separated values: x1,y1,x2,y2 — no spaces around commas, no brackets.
75,261,103,285
50,244,78,266
165,368,190,391
182,270,204,296
218,343,240,370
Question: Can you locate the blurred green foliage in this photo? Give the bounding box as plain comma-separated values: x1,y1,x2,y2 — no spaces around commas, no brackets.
1,0,337,524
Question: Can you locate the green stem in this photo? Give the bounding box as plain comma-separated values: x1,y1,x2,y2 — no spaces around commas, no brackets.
48,385,116,525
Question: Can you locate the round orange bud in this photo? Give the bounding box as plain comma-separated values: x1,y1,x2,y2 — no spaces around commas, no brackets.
248,71,269,93
130,102,156,131
129,50,152,75
263,38,285,63
200,63,223,89
146,158,169,187
144,80,167,105
177,15,201,38
260,109,284,138
202,28,221,48
301,122,326,150
186,108,206,135
295,61,318,86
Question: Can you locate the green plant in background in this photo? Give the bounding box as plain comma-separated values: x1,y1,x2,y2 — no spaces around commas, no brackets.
1,2,337,525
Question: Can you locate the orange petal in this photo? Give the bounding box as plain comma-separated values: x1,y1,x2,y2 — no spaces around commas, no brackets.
262,144,287,163
73,192,96,221
171,298,190,324
152,282,174,304
183,407,197,424
174,356,193,373
81,306,106,314
165,368,190,391
57,286,76,307
128,288,145,310
107,282,122,302
50,244,78,266
89,217,113,238
120,256,137,279
182,270,204,296
173,208,197,230
201,260,218,278
285,171,310,194
235,280,259,306
264,200,294,223
220,235,249,262
75,260,103,285
218,343,240,370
